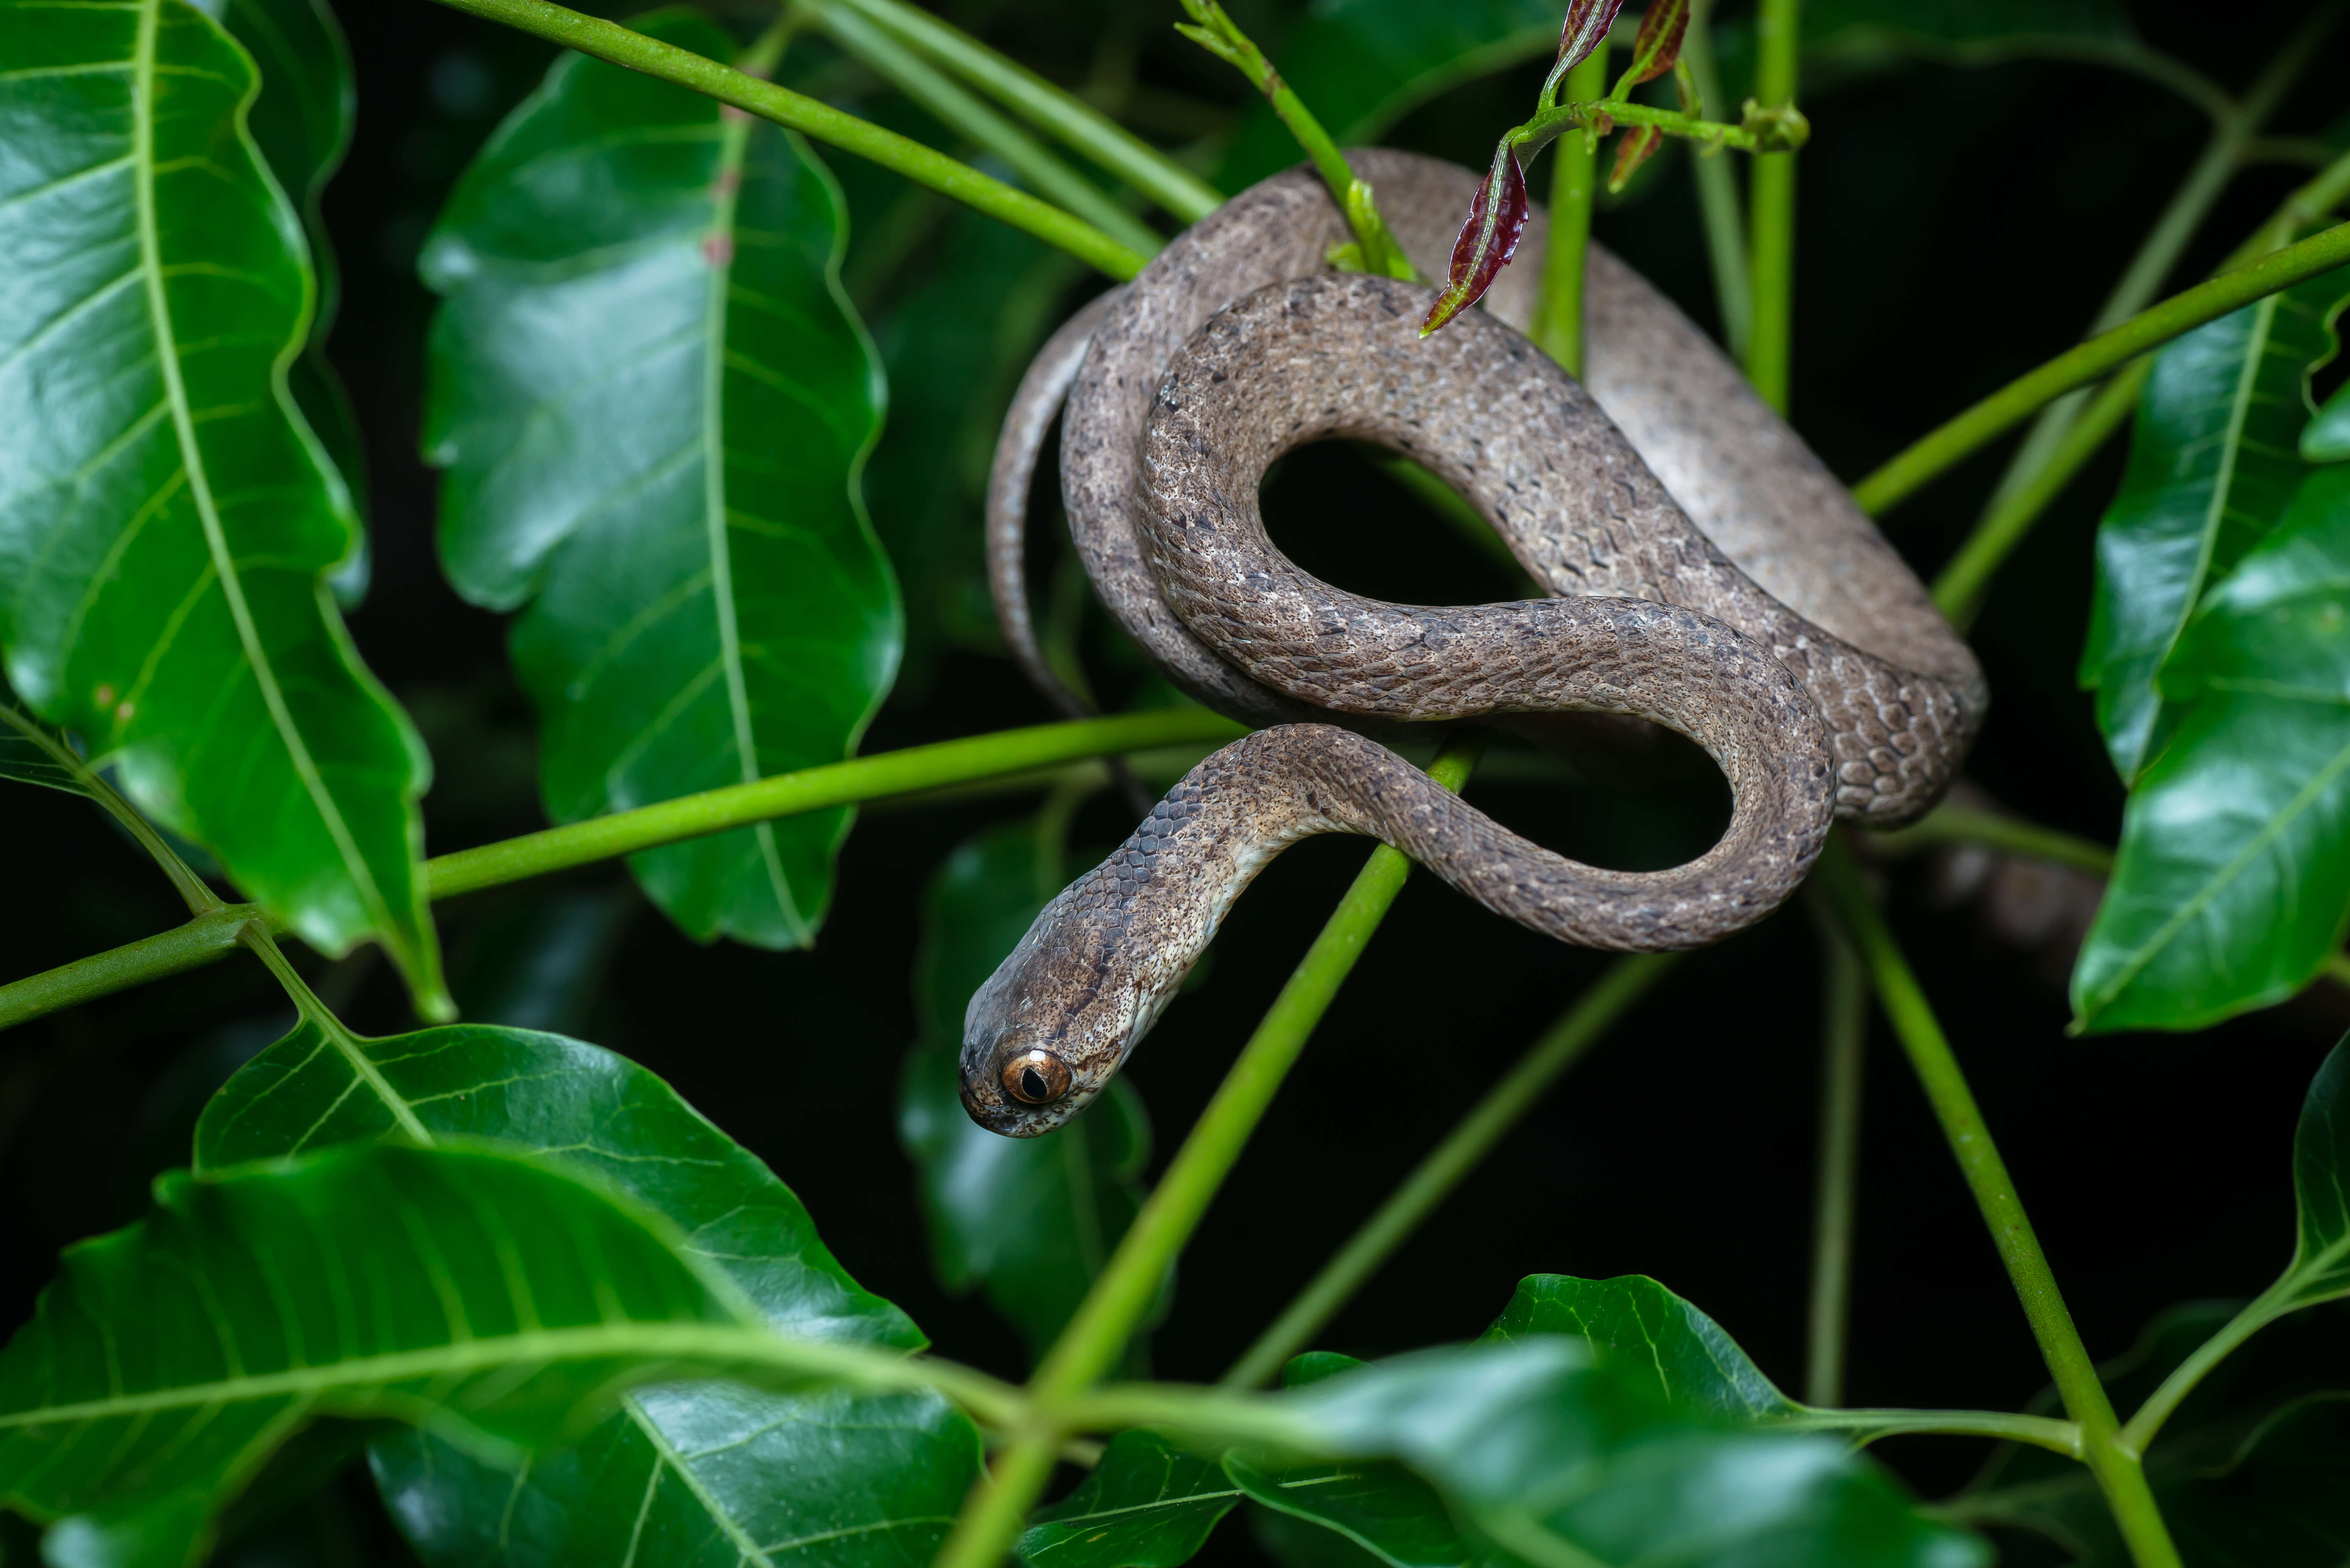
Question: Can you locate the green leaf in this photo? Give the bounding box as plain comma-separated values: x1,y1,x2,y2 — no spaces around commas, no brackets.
423,8,899,949
2081,267,2350,782
900,821,1155,1365
2073,469,2350,1030
188,0,368,570
1274,1343,1989,1568
0,0,446,1010
1481,1273,1800,1423
0,698,99,801
1226,1455,1502,1568
196,1018,985,1568
1017,1430,1241,1568
0,1142,851,1568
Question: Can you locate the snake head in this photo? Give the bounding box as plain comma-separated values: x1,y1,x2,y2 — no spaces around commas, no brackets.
957,885,1145,1137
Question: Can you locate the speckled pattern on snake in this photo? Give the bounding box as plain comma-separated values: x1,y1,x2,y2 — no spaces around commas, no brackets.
960,150,1985,1137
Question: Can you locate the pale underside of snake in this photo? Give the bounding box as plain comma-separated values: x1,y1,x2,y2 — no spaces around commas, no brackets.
960,150,1985,1136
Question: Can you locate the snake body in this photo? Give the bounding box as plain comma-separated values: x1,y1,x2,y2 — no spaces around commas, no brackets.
962,151,1983,1136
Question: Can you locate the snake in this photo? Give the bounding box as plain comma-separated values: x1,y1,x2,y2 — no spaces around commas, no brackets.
960,150,1984,1137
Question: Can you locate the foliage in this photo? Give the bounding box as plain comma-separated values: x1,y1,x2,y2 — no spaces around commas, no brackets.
1,2,2349,1568
422,9,899,948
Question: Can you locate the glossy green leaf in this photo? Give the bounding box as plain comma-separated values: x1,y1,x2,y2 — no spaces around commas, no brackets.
1018,1430,1241,1568
0,0,446,1009
423,9,899,949
1482,1273,1801,1423
2073,468,2350,1030
0,1142,850,1568
189,0,367,564
1274,1343,1989,1568
1958,1300,2350,1567
900,820,1155,1364
195,1018,986,1568
2081,267,2350,782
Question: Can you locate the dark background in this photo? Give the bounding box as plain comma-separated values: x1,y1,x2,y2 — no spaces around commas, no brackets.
4,2,2348,1562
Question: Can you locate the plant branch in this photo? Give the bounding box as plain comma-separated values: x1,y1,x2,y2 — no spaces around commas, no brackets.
1221,952,1677,1389
1680,0,1750,359
1867,803,2115,877
801,0,1162,255
933,737,1483,1568
1803,909,1866,1408
0,711,1246,1032
1518,96,1806,160
1745,0,1800,411
426,0,1148,280
1527,51,1612,375
829,0,1221,223
1851,218,2350,516
1777,1407,2083,1459
1172,0,1412,279
1816,835,2182,1568
2119,1276,2297,1452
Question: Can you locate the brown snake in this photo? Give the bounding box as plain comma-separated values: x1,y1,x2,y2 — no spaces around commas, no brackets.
960,151,1984,1136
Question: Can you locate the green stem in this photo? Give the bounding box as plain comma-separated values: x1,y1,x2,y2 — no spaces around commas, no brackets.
237,925,435,1146
829,0,1221,222
1745,0,1800,411
428,0,1148,280
1867,803,2116,877
1851,218,2350,516
1778,1407,2083,1459
0,904,262,1030
802,0,1163,256
0,711,1245,1031
1174,0,1412,279
1804,913,1866,1408
935,737,1482,1568
1221,952,1676,1389
425,711,1241,897
1931,362,2149,627
1527,52,1611,375
1519,96,1804,159
1681,0,1751,359
2119,1276,2295,1452
1816,835,2182,1568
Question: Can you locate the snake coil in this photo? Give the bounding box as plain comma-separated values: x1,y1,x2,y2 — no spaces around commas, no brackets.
961,152,1983,1136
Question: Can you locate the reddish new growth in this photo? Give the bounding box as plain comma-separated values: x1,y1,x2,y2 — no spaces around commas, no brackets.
1420,143,1527,336
1551,0,1624,81
1623,0,1689,87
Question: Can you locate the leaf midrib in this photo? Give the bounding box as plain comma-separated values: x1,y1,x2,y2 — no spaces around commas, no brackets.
129,0,395,947
700,107,804,940
0,1320,804,1427
2084,727,2350,1021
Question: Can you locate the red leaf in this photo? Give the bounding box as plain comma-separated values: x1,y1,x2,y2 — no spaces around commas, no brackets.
1608,123,1663,192
1421,142,1527,336
1625,0,1689,86
1554,0,1625,75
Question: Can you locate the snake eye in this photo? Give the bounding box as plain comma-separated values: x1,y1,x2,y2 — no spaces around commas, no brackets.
1001,1048,1073,1105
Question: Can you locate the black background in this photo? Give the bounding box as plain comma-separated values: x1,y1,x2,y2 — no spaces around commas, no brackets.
4,2,2349,1563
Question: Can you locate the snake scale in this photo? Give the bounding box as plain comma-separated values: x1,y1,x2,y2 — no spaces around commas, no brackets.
961,150,1984,1136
